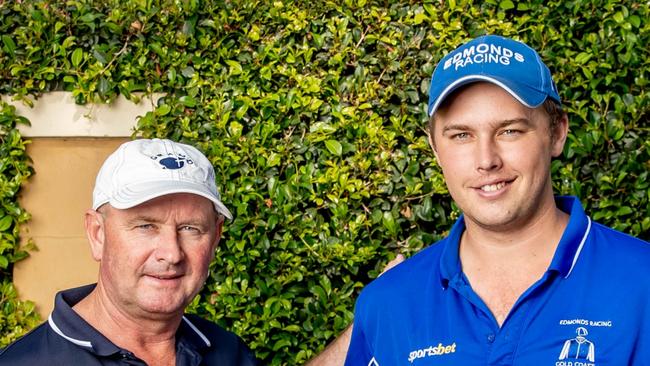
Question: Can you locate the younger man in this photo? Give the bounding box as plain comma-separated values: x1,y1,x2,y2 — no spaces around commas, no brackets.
345,35,650,365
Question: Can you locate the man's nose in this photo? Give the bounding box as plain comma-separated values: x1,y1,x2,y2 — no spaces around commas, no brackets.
155,229,184,264
475,137,502,172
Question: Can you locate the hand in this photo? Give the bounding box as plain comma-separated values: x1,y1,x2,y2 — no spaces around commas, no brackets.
379,253,405,276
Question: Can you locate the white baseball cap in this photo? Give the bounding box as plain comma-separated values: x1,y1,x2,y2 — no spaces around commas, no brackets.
92,138,232,219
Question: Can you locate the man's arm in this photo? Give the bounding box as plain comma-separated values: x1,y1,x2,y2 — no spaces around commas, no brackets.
306,254,405,366
305,325,352,366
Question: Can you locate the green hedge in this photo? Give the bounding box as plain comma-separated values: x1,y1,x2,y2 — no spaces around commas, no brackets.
1,0,648,364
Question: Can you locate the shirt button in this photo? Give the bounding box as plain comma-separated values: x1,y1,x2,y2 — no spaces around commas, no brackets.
487,334,496,343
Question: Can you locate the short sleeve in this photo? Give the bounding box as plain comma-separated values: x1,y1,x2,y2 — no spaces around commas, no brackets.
344,297,373,366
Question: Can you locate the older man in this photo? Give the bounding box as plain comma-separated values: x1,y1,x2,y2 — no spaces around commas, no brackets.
343,35,650,365
0,139,258,365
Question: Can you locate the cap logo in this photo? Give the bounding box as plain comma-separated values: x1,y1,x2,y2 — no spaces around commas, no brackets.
150,153,194,170
443,43,525,71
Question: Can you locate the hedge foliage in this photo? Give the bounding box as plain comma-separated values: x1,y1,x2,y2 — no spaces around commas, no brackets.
0,100,40,347
1,0,648,364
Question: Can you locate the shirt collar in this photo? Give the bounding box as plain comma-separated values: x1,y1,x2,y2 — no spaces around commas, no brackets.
49,284,120,356
438,196,592,287
48,284,211,357
438,215,467,289
547,196,592,277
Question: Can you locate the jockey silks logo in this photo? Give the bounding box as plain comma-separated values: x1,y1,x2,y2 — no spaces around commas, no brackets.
557,327,595,365
443,43,525,71
555,318,612,366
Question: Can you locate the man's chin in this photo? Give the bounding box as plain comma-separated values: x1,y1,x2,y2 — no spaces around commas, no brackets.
135,295,190,317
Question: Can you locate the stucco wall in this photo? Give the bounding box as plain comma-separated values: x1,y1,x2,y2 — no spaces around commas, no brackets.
14,138,128,316
7,93,156,317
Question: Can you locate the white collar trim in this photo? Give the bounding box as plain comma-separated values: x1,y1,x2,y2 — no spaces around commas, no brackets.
48,313,93,348
565,217,592,278
182,316,211,347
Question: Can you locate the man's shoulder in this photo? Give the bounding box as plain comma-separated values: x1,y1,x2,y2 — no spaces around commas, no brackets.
0,322,58,365
589,220,650,255
182,314,258,365
580,221,650,293
182,313,241,344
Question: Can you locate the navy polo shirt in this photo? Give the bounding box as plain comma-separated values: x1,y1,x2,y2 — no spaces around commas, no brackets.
345,196,650,365
0,284,258,366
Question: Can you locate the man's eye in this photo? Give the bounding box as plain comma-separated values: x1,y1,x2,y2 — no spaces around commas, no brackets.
451,132,470,140
136,224,154,230
502,129,521,136
180,226,200,232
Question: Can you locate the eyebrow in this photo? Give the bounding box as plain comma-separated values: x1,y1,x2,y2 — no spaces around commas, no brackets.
441,118,531,133
126,214,212,227
124,215,163,226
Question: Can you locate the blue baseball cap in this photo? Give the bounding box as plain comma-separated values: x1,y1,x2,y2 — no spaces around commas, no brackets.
427,35,561,117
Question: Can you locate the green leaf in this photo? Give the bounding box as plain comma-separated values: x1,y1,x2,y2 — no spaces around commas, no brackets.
324,140,342,156
155,104,171,116
167,68,176,83
179,96,196,107
226,60,243,75
499,0,515,10
92,49,107,64
181,66,195,78
71,48,83,67
98,77,110,96
0,216,13,231
575,52,592,64
414,12,428,25
616,206,633,216
612,12,624,23
2,35,16,56
272,338,292,351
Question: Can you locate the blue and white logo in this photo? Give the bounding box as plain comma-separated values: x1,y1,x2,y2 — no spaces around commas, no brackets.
558,327,595,364
150,153,194,170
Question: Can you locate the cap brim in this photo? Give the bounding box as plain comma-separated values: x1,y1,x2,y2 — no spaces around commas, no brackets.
96,180,233,220
428,74,548,117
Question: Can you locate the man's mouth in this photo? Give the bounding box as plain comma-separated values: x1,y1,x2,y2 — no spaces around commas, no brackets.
475,178,516,193
147,273,183,280
480,181,507,192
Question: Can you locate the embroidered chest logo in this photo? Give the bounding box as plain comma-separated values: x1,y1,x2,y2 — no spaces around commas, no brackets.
558,327,595,364
150,153,193,170
555,318,611,366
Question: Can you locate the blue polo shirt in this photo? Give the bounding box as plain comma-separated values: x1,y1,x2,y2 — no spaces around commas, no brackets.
0,284,258,365
345,196,650,365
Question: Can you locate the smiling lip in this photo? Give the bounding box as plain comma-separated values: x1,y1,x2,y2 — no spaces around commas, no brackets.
145,273,183,281
474,178,515,194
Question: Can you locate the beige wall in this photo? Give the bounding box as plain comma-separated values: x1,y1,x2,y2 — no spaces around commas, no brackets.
13,138,129,317
5,92,154,317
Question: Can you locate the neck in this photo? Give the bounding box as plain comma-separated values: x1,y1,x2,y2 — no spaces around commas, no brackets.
458,200,569,326
463,195,568,254
73,283,181,365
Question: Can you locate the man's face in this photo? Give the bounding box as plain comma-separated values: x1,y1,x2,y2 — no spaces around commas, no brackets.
430,82,567,233
87,193,223,319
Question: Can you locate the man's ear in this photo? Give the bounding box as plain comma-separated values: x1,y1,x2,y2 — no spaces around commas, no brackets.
551,113,569,158
214,215,226,247
427,128,440,162
85,208,106,262
208,215,226,262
